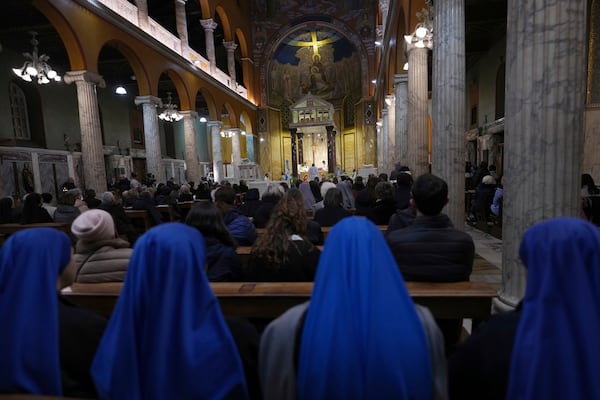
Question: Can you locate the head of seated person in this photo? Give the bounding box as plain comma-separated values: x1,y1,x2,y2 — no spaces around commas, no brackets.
71,209,118,244
0,228,78,395
323,187,343,209
91,223,249,398
410,174,448,216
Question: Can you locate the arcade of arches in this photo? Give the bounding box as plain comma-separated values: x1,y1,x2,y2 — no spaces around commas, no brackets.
0,0,597,307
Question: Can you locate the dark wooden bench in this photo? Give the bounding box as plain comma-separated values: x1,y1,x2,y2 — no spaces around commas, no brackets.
156,204,177,222
124,209,151,232
0,223,71,245
235,245,324,267
255,225,387,240
64,281,498,322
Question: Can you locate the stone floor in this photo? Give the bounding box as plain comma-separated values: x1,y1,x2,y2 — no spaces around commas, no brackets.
466,223,503,291
463,223,503,333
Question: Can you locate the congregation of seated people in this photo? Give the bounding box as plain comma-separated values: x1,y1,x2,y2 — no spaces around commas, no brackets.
2,169,600,398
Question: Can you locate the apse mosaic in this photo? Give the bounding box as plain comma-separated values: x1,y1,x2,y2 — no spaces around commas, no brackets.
268,25,362,107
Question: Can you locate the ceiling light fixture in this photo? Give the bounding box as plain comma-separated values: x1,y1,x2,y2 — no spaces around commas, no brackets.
12,31,61,84
220,130,234,138
158,92,183,122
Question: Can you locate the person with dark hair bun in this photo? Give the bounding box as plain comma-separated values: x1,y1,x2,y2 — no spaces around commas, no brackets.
313,188,351,227
186,202,244,282
20,193,53,224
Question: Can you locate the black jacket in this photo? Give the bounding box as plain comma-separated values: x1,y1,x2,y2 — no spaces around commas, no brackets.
386,214,474,282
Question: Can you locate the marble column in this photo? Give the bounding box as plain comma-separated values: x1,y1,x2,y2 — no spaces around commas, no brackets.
326,125,336,174
407,46,430,177
223,40,238,86
200,19,218,74
394,74,409,167
498,0,587,309
208,121,223,183
246,133,255,162
31,152,41,194
381,108,389,175
134,95,164,185
174,0,189,57
290,128,298,178
64,71,107,193
431,0,466,228
297,132,304,165
230,128,242,179
386,96,396,175
180,110,200,185
134,0,150,31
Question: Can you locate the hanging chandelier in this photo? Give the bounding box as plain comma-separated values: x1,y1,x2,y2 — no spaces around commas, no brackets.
12,31,61,84
158,92,183,122
220,130,234,138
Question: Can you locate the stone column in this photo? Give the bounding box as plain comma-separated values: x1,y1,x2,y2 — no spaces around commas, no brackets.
64,71,107,192
290,128,298,178
407,45,430,177
200,19,218,74
394,74,409,166
386,96,396,175
223,40,238,86
134,0,150,31
381,108,389,174
180,110,200,185
297,132,304,165
498,0,587,309
326,125,336,174
230,128,242,179
208,121,223,183
174,0,189,57
31,152,41,194
134,95,164,185
431,0,466,228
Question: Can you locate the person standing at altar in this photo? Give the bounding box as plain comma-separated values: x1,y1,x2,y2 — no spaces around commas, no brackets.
308,164,319,181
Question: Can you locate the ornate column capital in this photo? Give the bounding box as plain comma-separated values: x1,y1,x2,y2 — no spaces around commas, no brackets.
134,95,162,107
207,120,223,129
175,0,187,5
178,110,198,118
223,40,238,52
64,70,106,88
394,73,409,86
200,18,218,32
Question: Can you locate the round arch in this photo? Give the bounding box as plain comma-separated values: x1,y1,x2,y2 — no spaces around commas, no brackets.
215,6,233,41
194,87,218,121
97,40,152,95
156,69,191,110
34,0,86,70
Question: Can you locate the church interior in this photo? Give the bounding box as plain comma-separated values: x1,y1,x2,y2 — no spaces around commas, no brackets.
0,0,597,308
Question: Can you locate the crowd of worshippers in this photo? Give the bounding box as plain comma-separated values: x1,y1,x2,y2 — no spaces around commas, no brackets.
1,169,600,398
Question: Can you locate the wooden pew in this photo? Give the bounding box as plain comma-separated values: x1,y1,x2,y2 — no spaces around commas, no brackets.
255,225,387,240
156,204,177,222
235,245,323,267
124,209,151,232
64,281,497,322
0,223,71,245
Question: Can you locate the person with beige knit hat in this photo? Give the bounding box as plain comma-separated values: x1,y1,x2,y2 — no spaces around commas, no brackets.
71,209,132,283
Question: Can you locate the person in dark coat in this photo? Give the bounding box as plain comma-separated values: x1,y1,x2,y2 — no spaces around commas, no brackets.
215,186,257,246
20,192,54,224
370,181,397,225
313,188,351,227
98,191,139,245
253,184,284,229
0,197,17,223
186,202,244,282
469,175,497,222
393,171,413,210
238,188,262,219
354,176,380,219
386,174,475,354
132,190,162,226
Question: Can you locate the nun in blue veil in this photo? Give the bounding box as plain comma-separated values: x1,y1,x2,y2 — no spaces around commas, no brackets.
92,223,249,399
1,228,105,397
259,217,447,400
506,218,600,399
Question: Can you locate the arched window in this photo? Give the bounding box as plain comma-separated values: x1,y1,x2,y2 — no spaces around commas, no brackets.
9,82,31,140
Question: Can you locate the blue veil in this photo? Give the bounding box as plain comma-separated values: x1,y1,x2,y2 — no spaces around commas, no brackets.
91,223,248,399
297,217,432,399
506,218,600,399
0,228,72,395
